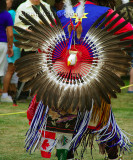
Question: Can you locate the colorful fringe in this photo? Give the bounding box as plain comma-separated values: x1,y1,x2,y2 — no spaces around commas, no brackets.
25,101,49,153
70,106,133,159
25,99,133,159
70,111,92,151
94,109,133,152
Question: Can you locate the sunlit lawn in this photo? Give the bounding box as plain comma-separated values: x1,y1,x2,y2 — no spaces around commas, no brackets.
0,78,133,160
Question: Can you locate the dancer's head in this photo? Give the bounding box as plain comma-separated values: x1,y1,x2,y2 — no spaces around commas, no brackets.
0,0,7,13
11,0,26,10
54,0,64,11
30,0,40,5
90,0,116,9
6,0,13,10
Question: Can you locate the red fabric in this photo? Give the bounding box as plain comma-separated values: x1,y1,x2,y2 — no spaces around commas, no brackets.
40,130,56,158
44,131,56,139
38,49,42,53
75,1,95,7
88,112,105,130
42,139,50,150
41,150,51,158
53,44,94,79
75,2,133,40
75,21,81,30
41,130,56,139
41,130,45,137
106,9,133,40
27,95,39,125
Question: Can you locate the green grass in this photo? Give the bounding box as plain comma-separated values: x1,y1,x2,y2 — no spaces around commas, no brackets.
0,78,133,160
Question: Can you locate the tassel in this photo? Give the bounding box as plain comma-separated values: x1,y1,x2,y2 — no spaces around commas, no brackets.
68,24,73,37
76,22,82,39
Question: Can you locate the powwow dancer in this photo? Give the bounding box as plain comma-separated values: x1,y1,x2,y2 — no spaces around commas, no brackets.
14,0,133,159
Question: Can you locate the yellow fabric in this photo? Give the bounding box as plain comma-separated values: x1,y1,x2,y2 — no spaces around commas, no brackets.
88,99,111,128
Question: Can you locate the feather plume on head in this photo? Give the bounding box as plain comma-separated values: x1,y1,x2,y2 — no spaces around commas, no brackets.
64,0,74,18
76,0,85,19
75,0,85,39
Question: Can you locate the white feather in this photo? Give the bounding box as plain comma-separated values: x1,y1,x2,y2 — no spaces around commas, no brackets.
121,0,129,4
76,0,85,19
64,0,74,18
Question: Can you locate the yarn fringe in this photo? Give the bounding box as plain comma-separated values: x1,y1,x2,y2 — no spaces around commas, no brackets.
25,101,49,153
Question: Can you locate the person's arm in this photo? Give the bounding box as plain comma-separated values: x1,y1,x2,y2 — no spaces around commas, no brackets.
6,26,13,57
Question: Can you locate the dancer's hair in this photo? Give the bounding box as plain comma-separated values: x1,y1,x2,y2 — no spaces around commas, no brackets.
11,0,26,10
0,0,7,13
93,0,116,9
72,0,116,9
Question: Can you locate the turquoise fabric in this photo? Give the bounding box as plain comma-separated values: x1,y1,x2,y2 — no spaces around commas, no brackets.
7,10,20,63
8,10,18,42
7,44,21,63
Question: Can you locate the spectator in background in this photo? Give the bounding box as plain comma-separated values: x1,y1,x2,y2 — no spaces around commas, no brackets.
0,0,13,102
52,0,64,13
6,0,13,10
1,0,26,103
128,0,133,93
14,0,52,100
15,0,51,31
121,0,133,93
128,52,133,93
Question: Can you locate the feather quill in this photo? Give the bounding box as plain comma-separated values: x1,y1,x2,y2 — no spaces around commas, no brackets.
53,83,62,109
50,6,62,28
92,79,110,104
19,16,32,26
42,80,55,106
88,81,101,107
96,74,117,98
58,86,70,110
72,86,80,111
47,81,58,108
21,11,44,30
39,3,63,37
79,85,86,112
23,74,42,91
30,73,48,97
14,42,37,50
64,86,74,112
84,84,93,111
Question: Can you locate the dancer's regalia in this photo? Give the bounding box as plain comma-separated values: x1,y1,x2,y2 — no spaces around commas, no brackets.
14,1,133,159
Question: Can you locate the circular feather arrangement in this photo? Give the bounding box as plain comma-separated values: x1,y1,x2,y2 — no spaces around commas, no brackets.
14,3,133,112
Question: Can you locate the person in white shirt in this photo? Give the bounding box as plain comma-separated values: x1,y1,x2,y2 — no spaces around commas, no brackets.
14,0,52,100
15,0,51,30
